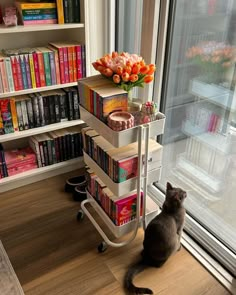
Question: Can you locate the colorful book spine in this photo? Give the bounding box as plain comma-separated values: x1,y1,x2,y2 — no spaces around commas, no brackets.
42,52,51,86
28,53,36,88
15,55,24,90
21,99,29,130
67,46,74,82
0,99,14,133
71,46,77,82
24,54,32,89
4,57,15,92
57,47,65,84
0,108,4,135
23,19,57,25
22,8,57,16
32,53,41,88
10,56,19,91
75,45,82,80
0,58,9,93
48,51,56,85
37,51,46,87
0,72,3,94
63,47,69,83
19,55,28,89
82,44,86,77
56,0,65,24
23,14,57,21
17,3,56,9
10,98,19,131
15,100,24,131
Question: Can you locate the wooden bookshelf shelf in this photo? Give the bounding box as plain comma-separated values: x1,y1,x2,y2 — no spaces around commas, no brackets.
0,119,84,143
0,24,84,34
0,157,84,193
0,82,78,99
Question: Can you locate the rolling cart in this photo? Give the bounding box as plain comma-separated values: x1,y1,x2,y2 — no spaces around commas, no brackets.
78,106,165,252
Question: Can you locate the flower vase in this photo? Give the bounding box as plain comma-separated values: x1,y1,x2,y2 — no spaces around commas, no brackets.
127,89,133,104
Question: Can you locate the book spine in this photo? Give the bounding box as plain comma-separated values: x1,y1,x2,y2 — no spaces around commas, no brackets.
18,3,56,9
26,98,35,128
47,139,53,165
23,19,57,25
57,48,65,84
21,99,29,130
38,141,45,166
82,44,86,77
32,53,41,88
68,0,73,23
23,14,57,21
15,55,24,91
37,52,46,87
10,56,19,91
63,47,69,83
72,89,80,120
0,99,14,133
0,73,3,94
0,147,8,177
15,101,24,131
54,95,61,123
30,94,40,127
51,139,57,164
4,57,15,92
63,0,69,23
71,46,77,82
66,90,73,120
74,0,80,22
48,51,56,85
22,8,57,16
10,98,19,131
42,95,50,125
28,53,36,88
36,94,45,126
53,49,61,84
43,52,51,86
48,96,56,123
56,0,65,24
43,140,49,166
75,45,82,80
0,108,4,135
19,54,28,89
59,93,68,121
24,54,32,89
29,138,42,168
67,46,74,82
0,59,9,92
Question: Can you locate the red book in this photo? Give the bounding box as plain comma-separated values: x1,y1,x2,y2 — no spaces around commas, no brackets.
63,47,69,83
32,52,41,88
15,55,23,91
36,50,46,87
75,45,82,80
5,147,36,166
67,46,74,82
10,56,19,91
71,46,77,82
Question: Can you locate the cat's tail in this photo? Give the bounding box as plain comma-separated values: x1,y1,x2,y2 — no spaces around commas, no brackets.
124,260,153,294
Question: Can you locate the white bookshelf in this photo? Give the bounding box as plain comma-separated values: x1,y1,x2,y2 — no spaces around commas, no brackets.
0,82,78,99
0,0,92,191
0,23,84,34
0,157,84,193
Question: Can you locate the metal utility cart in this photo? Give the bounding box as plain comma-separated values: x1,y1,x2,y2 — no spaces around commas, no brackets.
78,106,165,252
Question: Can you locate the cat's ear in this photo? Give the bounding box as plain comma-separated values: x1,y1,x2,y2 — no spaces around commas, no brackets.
166,182,173,191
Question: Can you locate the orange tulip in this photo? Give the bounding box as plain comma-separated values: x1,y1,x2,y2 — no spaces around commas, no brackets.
97,65,106,72
144,75,154,83
103,68,113,77
113,74,121,84
92,62,99,70
147,64,156,75
140,65,149,75
122,72,130,82
112,51,118,58
116,66,123,76
126,60,132,67
132,64,140,74
140,60,145,67
129,74,138,82
124,66,132,75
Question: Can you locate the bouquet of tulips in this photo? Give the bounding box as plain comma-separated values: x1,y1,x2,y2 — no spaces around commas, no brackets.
92,52,156,93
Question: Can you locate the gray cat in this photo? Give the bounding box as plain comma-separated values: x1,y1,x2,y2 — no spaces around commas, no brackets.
124,182,187,294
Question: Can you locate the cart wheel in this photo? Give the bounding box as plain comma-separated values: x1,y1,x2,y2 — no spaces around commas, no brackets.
77,210,84,221
97,241,107,253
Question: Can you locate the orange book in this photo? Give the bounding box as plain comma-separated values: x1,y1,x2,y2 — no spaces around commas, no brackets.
56,0,64,24
10,98,19,131
36,50,46,87
67,46,74,83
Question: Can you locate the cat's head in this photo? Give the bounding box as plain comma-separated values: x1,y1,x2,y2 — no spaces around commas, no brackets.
165,182,187,208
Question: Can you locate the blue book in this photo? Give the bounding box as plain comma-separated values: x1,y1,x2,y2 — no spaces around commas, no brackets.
19,55,28,89
24,54,32,89
23,14,57,21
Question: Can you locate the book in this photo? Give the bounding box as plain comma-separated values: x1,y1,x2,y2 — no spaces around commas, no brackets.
48,50,56,85
0,68,4,94
41,93,50,125
29,94,40,127
68,0,73,23
0,99,14,134
35,93,45,126
55,89,68,121
3,55,15,92
63,0,69,23
47,45,61,84
22,8,57,16
33,134,46,166
25,97,35,129
0,144,8,177
37,47,52,86
19,54,28,89
15,99,24,131
56,0,64,24
69,87,80,120
15,2,56,10
24,54,32,89
35,49,46,87
10,98,19,131
74,0,80,23
0,54,9,93
0,107,4,135
23,19,57,25
63,88,73,120
20,98,29,130
49,42,65,84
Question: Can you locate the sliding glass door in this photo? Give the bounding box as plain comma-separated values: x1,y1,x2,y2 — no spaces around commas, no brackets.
151,0,236,276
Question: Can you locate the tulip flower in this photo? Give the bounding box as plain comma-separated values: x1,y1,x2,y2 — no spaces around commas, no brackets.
113,74,121,84
144,75,154,83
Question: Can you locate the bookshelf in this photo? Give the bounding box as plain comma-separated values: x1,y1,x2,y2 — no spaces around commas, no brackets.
0,0,91,191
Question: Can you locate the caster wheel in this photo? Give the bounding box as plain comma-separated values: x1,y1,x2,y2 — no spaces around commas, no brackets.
97,241,107,253
77,210,84,221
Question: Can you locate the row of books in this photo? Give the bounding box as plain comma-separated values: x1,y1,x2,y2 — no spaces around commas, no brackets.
0,42,86,94
29,125,85,168
82,127,163,183
0,87,80,135
56,0,81,24
78,75,128,122
85,167,143,226
0,145,37,178
185,105,225,134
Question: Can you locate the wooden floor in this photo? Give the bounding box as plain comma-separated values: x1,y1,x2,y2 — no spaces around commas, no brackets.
0,170,230,295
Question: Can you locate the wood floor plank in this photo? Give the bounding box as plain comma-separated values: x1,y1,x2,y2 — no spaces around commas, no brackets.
0,170,230,295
